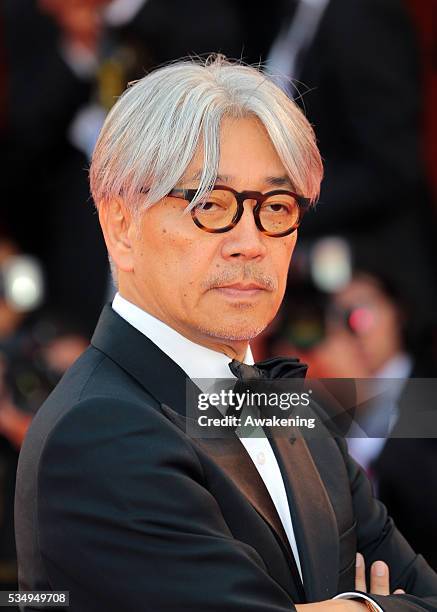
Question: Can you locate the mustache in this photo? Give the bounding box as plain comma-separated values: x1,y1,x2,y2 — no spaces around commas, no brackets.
202,267,278,292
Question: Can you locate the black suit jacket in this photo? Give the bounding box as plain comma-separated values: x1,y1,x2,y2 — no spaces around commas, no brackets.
15,306,437,610
374,437,437,573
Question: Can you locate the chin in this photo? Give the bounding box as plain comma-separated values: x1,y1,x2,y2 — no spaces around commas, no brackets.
197,318,269,342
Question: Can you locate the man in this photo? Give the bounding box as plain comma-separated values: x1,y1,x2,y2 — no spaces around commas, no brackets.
15,57,437,611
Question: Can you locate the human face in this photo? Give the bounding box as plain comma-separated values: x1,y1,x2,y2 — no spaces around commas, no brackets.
334,276,403,374
125,116,299,357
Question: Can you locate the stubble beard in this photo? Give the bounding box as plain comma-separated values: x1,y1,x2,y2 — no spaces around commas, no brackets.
196,303,273,342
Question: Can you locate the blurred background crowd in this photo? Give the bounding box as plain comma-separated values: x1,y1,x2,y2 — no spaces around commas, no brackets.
1,0,436,593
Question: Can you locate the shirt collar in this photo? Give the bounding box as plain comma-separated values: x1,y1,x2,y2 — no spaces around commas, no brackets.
112,292,254,380
375,352,413,380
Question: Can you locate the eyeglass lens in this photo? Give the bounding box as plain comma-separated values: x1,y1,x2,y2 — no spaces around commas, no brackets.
194,189,300,234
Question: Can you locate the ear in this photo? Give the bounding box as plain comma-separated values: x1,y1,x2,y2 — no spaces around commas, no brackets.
98,198,135,273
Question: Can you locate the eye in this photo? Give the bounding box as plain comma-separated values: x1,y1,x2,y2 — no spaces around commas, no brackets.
199,201,219,211
195,199,227,212
263,202,291,213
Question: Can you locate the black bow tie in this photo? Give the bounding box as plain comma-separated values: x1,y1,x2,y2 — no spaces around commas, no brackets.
229,356,308,381
225,356,308,426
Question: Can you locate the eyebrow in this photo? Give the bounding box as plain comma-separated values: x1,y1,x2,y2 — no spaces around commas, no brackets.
263,175,294,188
184,170,294,189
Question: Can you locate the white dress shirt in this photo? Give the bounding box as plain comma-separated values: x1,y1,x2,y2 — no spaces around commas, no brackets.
112,292,383,610
347,353,413,482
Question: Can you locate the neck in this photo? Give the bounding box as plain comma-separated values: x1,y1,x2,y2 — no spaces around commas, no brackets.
204,340,249,362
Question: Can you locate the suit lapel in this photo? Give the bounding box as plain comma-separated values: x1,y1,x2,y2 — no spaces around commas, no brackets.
159,402,305,601
269,434,339,601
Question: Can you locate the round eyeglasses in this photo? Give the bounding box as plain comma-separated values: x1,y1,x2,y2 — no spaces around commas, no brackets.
167,185,311,237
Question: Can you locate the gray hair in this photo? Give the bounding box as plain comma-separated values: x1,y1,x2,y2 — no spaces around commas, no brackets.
90,55,323,217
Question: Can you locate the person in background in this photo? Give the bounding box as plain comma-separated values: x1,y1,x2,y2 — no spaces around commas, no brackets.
267,0,437,341
0,235,88,592
332,271,437,572
265,269,437,572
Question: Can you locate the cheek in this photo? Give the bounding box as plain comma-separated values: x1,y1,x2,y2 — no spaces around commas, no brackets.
273,237,296,284
147,234,215,301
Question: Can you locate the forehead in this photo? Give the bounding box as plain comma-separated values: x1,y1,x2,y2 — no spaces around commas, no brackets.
181,116,290,188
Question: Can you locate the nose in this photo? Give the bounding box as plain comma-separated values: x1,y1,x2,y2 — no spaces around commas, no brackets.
220,200,267,261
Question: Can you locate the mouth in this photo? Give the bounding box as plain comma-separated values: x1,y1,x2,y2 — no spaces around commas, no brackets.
212,282,269,299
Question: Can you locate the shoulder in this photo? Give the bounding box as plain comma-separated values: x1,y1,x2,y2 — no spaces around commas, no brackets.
17,344,197,496
38,394,201,474
16,387,205,535
20,346,157,455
